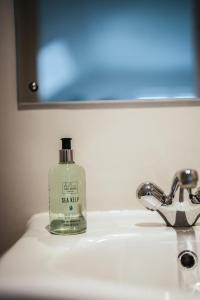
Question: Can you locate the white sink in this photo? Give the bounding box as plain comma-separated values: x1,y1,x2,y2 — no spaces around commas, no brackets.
0,211,200,300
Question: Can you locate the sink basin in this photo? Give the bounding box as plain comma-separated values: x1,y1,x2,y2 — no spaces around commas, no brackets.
0,211,200,300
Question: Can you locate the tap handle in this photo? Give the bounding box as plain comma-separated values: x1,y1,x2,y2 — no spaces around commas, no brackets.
190,187,200,204
168,169,199,200
177,169,198,189
137,182,166,211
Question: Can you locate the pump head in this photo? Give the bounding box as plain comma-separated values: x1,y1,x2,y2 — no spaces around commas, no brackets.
59,138,74,163
61,138,72,150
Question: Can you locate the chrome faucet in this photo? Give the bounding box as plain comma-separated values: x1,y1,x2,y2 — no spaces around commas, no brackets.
137,169,200,227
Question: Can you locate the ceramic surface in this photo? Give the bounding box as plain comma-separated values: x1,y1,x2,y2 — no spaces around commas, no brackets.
0,211,200,300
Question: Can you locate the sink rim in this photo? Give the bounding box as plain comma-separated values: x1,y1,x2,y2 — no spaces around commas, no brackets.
0,210,200,300
0,276,199,300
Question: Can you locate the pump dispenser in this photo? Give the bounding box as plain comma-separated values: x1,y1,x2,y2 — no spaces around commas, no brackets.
59,138,74,163
48,138,87,235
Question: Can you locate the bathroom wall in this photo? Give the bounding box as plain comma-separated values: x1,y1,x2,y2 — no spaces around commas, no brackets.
1,0,200,255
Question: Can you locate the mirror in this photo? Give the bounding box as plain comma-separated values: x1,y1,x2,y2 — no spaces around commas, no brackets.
14,0,199,107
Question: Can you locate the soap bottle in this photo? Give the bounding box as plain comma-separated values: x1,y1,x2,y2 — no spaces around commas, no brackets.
48,138,87,235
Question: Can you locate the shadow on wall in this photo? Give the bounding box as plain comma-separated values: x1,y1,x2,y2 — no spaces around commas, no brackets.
0,170,31,254
0,216,26,256
0,185,34,256
0,0,43,256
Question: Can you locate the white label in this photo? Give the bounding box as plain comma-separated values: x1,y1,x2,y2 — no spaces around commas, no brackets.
61,181,80,216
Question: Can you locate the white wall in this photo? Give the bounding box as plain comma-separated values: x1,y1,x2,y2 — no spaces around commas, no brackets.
1,0,200,255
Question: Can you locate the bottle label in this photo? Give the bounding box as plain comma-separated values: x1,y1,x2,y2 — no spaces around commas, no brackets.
61,181,80,216
62,182,78,194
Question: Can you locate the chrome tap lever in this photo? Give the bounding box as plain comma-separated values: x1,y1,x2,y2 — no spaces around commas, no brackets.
190,187,200,204
168,169,198,200
137,182,166,211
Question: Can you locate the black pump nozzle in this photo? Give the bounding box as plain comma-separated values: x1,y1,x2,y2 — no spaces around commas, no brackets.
61,138,72,149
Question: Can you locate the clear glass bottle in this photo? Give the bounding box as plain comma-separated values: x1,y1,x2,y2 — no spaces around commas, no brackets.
49,138,86,235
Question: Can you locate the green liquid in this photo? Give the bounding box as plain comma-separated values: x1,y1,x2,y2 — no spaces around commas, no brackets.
49,163,87,235
50,216,87,235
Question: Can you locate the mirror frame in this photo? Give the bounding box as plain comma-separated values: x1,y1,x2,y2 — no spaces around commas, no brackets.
14,0,200,109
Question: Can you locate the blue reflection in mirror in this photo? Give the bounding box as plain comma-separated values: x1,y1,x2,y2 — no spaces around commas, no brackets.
18,0,198,102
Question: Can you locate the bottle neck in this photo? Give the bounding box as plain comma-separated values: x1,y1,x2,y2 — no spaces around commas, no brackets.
59,149,74,163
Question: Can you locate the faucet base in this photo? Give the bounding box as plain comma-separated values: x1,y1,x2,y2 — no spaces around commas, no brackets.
157,210,200,227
